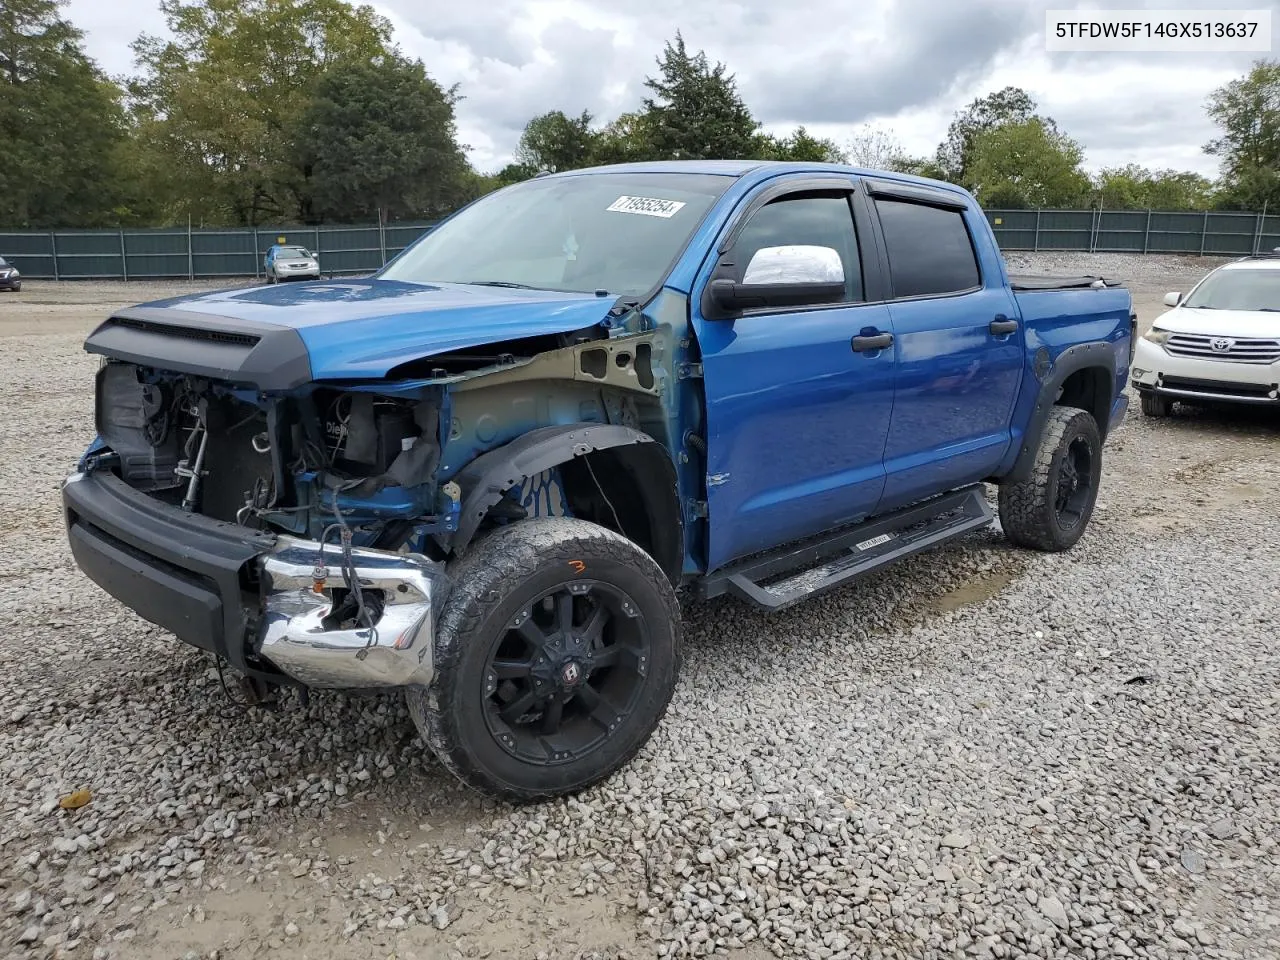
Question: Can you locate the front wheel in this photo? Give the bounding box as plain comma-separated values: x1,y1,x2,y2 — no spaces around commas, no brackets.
1140,391,1172,417
408,518,681,802
998,406,1103,552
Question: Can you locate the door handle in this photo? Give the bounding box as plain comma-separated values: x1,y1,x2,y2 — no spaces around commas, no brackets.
990,317,1018,335
851,332,893,352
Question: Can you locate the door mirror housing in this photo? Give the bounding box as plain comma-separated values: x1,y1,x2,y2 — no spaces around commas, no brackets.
1164,291,1182,307
742,245,844,285
709,245,846,314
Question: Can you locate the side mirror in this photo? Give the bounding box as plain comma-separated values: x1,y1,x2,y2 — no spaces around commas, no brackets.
1164,291,1182,307
710,245,846,314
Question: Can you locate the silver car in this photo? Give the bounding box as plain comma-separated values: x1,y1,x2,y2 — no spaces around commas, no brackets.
265,245,321,283
0,256,21,292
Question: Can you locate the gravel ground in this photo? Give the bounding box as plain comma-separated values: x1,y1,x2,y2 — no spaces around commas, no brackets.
1000,251,1235,291
1,255,1278,960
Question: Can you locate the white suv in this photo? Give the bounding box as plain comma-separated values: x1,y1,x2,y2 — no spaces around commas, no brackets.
1133,255,1280,416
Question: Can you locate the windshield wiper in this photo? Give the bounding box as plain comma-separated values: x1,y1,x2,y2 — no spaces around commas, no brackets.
462,280,541,290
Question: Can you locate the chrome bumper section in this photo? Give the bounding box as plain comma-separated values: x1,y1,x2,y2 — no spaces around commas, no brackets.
258,536,447,689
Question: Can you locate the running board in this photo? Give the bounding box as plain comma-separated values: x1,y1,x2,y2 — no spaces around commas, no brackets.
701,485,994,612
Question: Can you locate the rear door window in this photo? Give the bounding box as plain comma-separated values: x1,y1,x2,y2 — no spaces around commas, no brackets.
874,199,980,298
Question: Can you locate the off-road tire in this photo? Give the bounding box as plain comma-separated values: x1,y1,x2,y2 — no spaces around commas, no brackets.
407,518,681,802
998,406,1103,552
1140,391,1172,417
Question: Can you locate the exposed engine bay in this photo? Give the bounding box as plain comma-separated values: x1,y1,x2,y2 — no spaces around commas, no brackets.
92,360,455,555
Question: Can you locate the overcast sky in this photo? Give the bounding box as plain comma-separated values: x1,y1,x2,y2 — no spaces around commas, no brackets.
66,0,1279,178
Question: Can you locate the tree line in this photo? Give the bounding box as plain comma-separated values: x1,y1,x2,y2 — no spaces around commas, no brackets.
4,0,1280,229
502,71,1276,215
2,0,474,228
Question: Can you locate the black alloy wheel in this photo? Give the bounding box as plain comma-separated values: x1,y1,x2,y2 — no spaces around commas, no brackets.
481,581,651,766
1053,434,1095,532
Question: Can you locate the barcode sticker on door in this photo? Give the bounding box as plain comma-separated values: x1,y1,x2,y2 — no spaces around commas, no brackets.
606,196,687,218
855,533,894,552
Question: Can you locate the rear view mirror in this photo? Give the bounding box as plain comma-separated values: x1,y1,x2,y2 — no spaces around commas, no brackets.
1164,291,1181,307
710,245,846,314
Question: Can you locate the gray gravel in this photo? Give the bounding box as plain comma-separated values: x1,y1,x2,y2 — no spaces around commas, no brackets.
1,262,1278,959
1001,250,1236,291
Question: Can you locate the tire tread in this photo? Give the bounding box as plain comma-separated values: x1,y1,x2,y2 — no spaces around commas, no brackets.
1140,392,1171,417
998,405,1101,553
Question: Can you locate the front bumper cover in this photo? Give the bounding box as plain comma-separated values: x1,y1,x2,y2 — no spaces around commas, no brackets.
1131,338,1280,404
62,469,445,689
274,264,320,278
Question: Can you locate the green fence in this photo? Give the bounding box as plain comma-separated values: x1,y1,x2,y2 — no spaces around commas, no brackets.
0,221,437,281
4,207,1280,281
983,208,1280,256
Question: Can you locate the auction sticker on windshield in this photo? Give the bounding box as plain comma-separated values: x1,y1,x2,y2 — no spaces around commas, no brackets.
607,196,687,218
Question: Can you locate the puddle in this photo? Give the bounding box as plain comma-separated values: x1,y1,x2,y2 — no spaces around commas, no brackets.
929,569,1016,615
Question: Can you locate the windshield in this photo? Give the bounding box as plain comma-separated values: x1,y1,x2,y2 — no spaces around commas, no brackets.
276,246,311,259
1183,268,1280,311
0,257,8,266
379,172,733,296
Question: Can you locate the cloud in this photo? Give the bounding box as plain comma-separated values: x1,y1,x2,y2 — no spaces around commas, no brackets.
740,0,1046,123
1034,64,1228,173
68,0,1269,176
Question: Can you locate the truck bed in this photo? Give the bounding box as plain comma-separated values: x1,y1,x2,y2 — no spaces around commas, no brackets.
1008,274,1134,429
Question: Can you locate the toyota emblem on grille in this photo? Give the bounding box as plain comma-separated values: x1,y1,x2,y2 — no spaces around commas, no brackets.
1210,337,1234,352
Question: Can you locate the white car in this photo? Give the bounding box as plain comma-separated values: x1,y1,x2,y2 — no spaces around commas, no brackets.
1132,255,1280,416
265,245,321,283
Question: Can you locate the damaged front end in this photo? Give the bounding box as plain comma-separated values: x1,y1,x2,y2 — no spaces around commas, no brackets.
89,358,459,539
68,358,461,689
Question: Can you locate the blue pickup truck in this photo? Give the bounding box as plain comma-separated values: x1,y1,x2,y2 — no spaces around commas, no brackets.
62,161,1134,800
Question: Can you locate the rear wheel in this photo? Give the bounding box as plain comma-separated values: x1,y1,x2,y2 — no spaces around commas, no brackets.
408,518,681,802
998,406,1102,552
1140,391,1172,417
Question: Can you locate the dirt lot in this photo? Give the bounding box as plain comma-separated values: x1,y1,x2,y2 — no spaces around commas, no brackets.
1,257,1278,960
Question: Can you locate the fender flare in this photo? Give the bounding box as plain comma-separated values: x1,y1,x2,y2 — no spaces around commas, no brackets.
451,423,671,557
1005,341,1117,485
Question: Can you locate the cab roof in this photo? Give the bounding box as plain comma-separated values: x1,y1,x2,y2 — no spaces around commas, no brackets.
544,159,972,201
